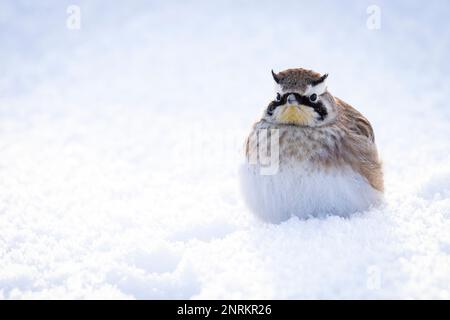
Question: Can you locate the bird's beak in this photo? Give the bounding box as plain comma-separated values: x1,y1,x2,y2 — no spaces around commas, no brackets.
286,93,297,105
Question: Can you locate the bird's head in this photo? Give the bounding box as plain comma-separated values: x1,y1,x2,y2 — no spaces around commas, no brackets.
264,68,337,127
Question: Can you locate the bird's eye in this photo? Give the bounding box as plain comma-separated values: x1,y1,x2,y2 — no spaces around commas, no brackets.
309,93,318,102
276,93,281,101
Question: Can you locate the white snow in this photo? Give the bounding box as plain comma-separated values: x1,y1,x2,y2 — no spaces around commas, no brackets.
1,0,450,299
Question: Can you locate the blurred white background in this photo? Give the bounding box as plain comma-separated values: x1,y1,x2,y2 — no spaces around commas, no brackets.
0,0,450,299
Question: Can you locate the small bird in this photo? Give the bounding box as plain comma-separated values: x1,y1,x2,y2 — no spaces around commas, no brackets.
240,68,383,223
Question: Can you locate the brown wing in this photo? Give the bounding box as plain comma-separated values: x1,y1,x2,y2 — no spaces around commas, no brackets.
336,97,375,143
335,97,384,192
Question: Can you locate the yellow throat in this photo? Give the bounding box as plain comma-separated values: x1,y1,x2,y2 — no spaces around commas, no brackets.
278,105,315,125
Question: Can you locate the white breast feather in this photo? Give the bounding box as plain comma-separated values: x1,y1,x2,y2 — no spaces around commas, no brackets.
240,162,382,223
